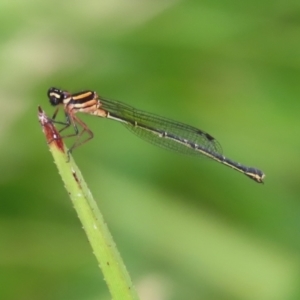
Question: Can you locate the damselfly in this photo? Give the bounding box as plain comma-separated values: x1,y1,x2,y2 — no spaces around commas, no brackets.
47,87,265,183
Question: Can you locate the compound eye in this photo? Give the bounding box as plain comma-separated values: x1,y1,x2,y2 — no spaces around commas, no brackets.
47,87,64,106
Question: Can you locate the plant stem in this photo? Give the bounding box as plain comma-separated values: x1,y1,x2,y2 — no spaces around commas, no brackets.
38,106,139,300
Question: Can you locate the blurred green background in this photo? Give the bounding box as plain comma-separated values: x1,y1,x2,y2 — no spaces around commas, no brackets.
1,0,300,299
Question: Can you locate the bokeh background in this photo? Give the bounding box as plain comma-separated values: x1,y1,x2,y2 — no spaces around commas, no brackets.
1,1,300,299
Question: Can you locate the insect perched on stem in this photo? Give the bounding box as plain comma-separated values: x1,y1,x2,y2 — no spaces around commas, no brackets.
47,87,265,183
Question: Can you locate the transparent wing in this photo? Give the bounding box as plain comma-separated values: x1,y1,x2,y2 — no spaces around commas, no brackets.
100,97,222,156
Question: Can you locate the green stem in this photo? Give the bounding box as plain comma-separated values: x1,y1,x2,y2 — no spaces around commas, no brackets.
38,107,139,300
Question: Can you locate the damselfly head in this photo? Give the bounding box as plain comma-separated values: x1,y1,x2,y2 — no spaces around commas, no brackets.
48,87,68,106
